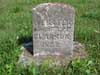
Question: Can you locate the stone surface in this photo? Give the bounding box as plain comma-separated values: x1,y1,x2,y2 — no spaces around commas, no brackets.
73,42,87,59
18,47,33,66
18,42,87,66
32,3,75,61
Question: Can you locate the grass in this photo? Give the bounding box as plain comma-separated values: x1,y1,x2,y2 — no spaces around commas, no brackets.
0,0,100,75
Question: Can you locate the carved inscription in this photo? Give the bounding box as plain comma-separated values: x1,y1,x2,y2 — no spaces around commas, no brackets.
33,3,75,57
33,32,71,40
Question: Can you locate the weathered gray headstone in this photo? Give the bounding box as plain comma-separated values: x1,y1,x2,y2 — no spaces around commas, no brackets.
32,3,75,64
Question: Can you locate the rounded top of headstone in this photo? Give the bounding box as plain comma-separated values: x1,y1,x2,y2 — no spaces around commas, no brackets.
33,3,75,13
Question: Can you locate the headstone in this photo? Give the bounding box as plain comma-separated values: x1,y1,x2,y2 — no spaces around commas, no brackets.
32,3,75,64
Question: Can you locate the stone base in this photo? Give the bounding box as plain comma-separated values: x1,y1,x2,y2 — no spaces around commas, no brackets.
18,42,87,66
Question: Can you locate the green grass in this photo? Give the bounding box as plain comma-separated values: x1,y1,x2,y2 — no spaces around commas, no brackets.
0,0,100,75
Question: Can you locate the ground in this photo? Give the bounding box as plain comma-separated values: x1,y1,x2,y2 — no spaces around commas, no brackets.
0,0,100,75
